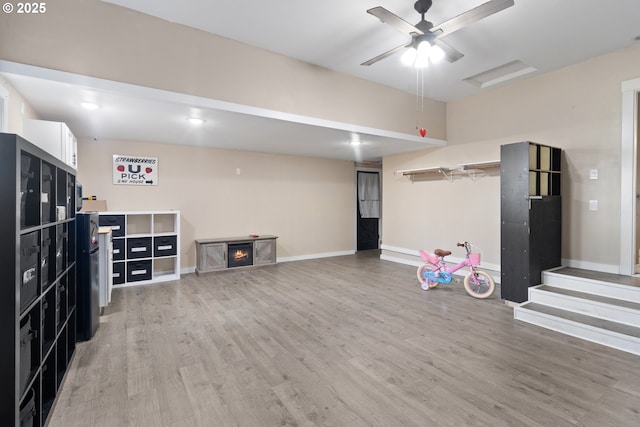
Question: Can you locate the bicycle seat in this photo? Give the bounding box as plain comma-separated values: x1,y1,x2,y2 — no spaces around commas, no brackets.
434,249,451,257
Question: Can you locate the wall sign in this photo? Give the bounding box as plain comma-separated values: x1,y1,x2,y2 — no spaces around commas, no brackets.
113,155,158,185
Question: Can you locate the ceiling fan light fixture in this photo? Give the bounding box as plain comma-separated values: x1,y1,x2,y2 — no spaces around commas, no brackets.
428,45,445,63
401,47,417,65
417,40,431,55
413,40,432,68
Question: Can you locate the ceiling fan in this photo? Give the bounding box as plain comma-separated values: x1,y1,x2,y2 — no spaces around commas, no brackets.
362,0,515,67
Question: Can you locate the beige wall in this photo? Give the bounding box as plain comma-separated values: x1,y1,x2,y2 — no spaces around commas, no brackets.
383,44,640,272
0,0,446,139
382,143,501,266
0,74,39,133
77,139,356,270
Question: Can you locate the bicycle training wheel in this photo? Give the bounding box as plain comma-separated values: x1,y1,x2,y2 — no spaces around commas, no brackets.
463,269,495,299
417,263,439,290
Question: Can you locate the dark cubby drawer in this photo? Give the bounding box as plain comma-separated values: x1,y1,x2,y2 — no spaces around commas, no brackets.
20,388,36,427
112,238,125,261
41,161,55,224
154,235,177,257
99,215,125,237
55,225,66,275
20,154,32,194
112,262,125,285
127,237,152,259
56,282,65,329
127,260,152,282
41,227,54,288
20,315,37,395
21,153,39,229
20,232,40,312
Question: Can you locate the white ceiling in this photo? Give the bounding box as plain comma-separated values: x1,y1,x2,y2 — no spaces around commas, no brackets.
3,0,640,162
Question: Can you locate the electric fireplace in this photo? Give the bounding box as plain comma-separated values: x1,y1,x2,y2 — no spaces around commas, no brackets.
227,242,253,268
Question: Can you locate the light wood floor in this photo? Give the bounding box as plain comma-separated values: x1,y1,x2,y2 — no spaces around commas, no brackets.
49,252,640,426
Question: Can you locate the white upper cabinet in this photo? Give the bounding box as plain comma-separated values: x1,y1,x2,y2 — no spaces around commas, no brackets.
22,119,77,169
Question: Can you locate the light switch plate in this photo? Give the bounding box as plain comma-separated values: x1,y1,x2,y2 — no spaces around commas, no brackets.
589,200,598,211
589,169,598,180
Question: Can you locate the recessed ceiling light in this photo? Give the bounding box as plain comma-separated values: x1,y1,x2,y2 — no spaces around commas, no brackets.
188,117,204,125
81,102,99,110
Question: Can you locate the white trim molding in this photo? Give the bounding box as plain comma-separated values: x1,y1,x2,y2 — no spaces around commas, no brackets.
620,77,639,275
278,250,356,263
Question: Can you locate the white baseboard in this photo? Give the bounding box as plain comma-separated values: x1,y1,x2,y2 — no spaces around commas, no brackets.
381,244,501,275
380,244,419,257
181,266,196,275
182,250,356,273
379,253,422,267
278,250,356,263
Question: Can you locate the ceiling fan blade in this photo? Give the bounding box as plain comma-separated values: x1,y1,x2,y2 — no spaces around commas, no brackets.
367,6,423,36
361,43,409,66
433,40,464,63
431,0,514,36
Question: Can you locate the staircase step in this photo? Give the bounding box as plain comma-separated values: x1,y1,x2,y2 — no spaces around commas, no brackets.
529,285,640,326
515,302,640,356
543,269,640,303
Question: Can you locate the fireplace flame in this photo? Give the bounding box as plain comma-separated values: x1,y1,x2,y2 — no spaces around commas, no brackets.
233,249,249,261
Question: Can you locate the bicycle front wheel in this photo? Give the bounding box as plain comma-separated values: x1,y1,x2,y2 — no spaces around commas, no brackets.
463,269,495,299
417,263,439,290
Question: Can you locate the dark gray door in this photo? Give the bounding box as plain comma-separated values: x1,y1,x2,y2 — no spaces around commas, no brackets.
357,171,380,251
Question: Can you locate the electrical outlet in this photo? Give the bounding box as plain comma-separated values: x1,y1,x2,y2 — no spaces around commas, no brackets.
589,200,598,211
589,169,598,180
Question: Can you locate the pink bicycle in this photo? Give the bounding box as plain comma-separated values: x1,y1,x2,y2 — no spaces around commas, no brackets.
417,241,495,299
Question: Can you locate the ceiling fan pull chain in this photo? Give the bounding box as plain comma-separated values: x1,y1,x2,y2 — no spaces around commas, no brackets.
421,67,425,114
415,66,420,129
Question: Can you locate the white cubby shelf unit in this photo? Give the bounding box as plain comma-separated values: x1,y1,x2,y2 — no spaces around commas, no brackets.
98,210,180,287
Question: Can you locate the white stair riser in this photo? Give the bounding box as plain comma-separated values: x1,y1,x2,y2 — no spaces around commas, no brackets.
542,272,640,303
528,288,640,327
514,306,640,356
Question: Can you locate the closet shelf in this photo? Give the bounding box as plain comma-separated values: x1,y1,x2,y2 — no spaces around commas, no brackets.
396,160,500,182
458,160,501,170
458,160,501,180
396,167,454,182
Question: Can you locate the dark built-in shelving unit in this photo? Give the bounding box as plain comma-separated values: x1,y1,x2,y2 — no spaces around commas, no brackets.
0,133,77,427
500,141,562,303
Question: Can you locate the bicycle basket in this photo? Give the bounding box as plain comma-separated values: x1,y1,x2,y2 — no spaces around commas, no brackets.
468,252,481,266
419,249,439,264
